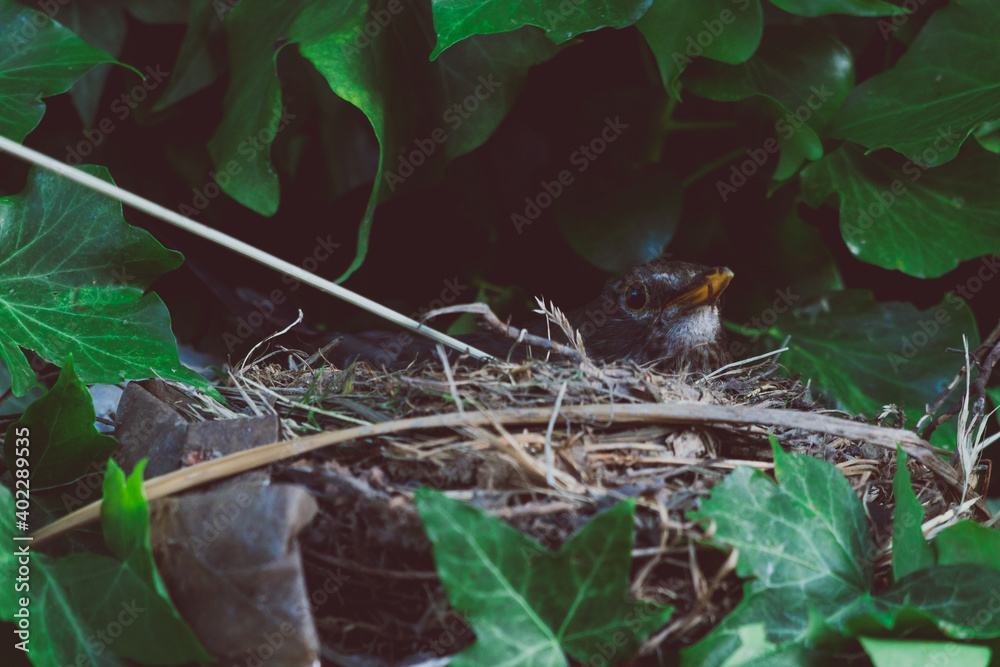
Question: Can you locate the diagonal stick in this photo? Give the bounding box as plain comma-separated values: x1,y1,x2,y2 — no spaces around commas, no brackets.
0,135,495,361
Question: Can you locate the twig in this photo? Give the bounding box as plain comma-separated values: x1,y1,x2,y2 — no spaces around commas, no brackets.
0,135,495,362
700,347,789,382
32,400,985,546
544,382,569,486
920,318,1000,439
436,344,464,415
423,303,584,362
306,549,439,581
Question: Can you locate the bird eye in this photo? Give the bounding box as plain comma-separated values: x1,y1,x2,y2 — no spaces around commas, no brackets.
623,281,648,313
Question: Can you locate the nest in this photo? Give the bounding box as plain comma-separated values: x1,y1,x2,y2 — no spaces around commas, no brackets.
194,345,988,664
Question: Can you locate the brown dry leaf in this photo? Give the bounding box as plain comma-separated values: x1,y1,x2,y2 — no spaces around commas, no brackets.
150,482,319,667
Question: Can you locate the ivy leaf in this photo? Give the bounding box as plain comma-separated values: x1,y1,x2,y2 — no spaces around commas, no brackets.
684,26,854,181
830,0,1000,167
932,521,1000,571
153,0,228,111
430,0,653,57
767,0,907,17
556,164,682,274
0,0,117,142
975,119,1000,154
800,142,1000,278
205,0,312,217
890,447,934,582
287,0,559,281
208,1,558,280
0,484,126,666
683,439,873,666
756,290,978,442
0,165,214,397
60,0,129,129
0,463,211,665
861,638,991,667
637,0,763,100
863,565,1000,639
44,460,214,663
416,489,672,666
2,356,117,490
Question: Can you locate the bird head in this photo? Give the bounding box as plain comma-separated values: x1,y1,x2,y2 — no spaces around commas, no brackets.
577,260,734,371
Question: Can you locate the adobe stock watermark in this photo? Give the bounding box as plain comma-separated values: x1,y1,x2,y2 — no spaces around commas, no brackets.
728,288,799,359
511,116,629,234
72,600,146,664
372,276,469,365
841,126,961,242
887,255,1000,372
670,0,755,73
64,65,171,165
4,0,70,52
213,0,243,20
383,74,503,192
586,598,666,667
542,0,594,30
234,567,348,667
179,106,296,217
182,490,254,555
716,84,835,201
222,234,341,352
59,457,120,512
413,616,472,661
877,0,931,41
340,0,406,57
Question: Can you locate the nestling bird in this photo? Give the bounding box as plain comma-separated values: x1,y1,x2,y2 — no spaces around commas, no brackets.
331,260,734,373
565,260,734,372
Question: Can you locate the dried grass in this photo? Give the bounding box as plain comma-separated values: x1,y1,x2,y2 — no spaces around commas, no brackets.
195,342,989,662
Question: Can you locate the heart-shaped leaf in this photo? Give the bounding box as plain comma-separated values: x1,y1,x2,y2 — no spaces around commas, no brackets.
830,0,1000,167
0,165,213,396
801,142,1000,278
637,0,763,100
0,0,117,141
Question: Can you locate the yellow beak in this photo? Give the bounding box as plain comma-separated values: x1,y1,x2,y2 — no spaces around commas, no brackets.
663,267,734,310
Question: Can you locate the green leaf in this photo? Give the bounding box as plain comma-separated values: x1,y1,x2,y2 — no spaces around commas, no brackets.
556,165,681,274
684,26,854,181
205,0,311,217
800,142,1000,278
975,119,1000,154
2,356,117,489
42,460,214,664
757,290,978,438
860,637,990,667
933,521,1000,571
830,0,1000,167
868,565,1000,639
637,0,762,100
0,522,128,667
0,467,207,666
415,490,672,666
0,0,117,142
682,439,873,666
429,0,653,57
153,0,227,111
890,447,934,582
767,0,907,17
60,0,128,129
287,0,559,281
0,165,214,397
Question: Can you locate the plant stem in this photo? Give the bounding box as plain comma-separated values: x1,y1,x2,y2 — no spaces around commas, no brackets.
680,146,747,189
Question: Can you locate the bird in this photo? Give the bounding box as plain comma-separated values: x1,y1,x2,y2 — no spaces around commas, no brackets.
330,260,734,373
565,260,734,372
